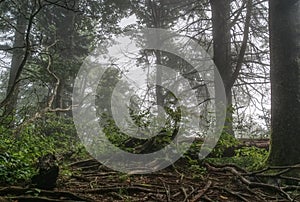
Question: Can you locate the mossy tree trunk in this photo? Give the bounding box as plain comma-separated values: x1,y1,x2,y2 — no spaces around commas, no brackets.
268,0,300,166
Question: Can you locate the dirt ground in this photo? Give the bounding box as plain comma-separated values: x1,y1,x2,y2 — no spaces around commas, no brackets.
0,156,299,202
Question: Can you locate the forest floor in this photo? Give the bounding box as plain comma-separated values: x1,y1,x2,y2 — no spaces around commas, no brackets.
1,155,299,202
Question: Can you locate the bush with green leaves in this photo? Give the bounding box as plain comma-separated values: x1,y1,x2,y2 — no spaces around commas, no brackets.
0,126,55,184
192,132,269,171
0,114,88,184
209,132,239,158
234,146,268,170
204,146,268,171
34,113,88,159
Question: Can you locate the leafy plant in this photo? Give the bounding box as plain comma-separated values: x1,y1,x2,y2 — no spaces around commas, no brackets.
204,146,268,171
234,146,268,170
0,130,55,184
0,114,89,184
209,132,239,158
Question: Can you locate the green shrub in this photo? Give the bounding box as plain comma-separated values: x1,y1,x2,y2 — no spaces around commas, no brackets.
0,127,55,184
34,113,89,160
209,133,239,158
204,146,268,171
0,114,88,184
234,146,268,170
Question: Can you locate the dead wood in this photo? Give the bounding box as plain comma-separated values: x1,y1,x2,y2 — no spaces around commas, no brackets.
0,186,90,202
205,163,298,201
190,180,212,202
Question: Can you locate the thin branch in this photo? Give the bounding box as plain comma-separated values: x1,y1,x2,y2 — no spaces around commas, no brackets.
14,41,75,135
190,180,212,202
230,0,253,88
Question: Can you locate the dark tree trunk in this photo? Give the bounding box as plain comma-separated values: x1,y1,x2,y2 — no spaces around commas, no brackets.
268,0,300,166
210,0,234,136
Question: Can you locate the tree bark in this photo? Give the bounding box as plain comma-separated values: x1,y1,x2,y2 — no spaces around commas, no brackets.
4,2,27,122
268,0,300,166
51,4,78,117
210,0,234,135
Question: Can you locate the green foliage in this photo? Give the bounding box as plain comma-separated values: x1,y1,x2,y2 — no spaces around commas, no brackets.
205,146,268,171
59,164,73,177
35,113,88,159
234,146,268,170
189,164,206,180
0,127,55,184
184,133,268,172
0,114,88,184
101,116,177,154
210,133,239,158
118,174,130,182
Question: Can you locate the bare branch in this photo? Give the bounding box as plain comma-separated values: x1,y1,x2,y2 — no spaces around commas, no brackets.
230,0,253,88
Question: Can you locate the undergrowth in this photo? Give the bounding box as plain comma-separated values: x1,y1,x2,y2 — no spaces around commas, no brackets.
203,146,268,171
0,114,88,185
185,133,269,173
0,113,269,184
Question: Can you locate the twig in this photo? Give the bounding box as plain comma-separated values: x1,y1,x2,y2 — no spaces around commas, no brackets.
214,186,249,202
184,185,195,202
0,186,90,201
190,180,212,202
7,196,87,202
181,186,188,202
159,178,171,202
202,195,214,202
71,175,90,182
205,163,294,201
80,186,165,194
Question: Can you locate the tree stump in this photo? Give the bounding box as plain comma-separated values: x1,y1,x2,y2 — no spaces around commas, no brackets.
31,153,59,190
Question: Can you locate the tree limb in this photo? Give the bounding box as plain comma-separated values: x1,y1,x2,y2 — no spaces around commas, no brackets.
230,0,253,88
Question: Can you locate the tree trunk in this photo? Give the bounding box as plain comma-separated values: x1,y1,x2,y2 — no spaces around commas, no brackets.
210,0,234,136
268,0,300,166
51,5,77,117
4,2,27,123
